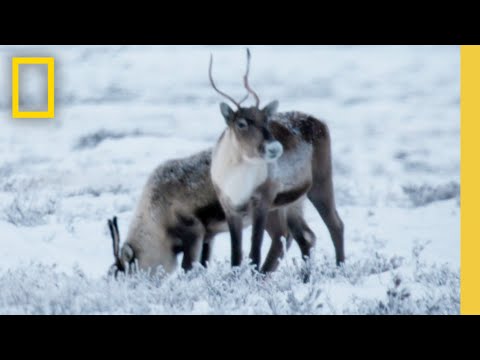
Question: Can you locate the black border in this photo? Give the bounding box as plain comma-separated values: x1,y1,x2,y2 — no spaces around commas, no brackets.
1,7,478,44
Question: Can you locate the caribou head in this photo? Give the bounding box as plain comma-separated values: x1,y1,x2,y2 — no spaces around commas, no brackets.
210,49,283,163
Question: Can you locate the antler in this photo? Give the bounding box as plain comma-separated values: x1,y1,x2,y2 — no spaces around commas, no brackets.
237,50,252,106
209,55,243,108
243,48,260,108
209,49,260,108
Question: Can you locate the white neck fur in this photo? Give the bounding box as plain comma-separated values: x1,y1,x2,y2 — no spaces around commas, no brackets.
211,130,268,208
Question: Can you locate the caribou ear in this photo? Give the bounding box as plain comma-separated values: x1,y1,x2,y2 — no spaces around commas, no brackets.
108,216,120,260
220,102,235,124
263,100,279,117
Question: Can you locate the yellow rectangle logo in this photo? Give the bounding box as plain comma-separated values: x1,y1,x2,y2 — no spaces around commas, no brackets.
12,57,55,119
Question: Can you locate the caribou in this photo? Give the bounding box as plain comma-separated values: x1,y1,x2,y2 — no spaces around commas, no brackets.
210,49,345,272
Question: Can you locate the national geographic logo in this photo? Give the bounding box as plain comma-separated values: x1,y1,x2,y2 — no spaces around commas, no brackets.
11,57,55,119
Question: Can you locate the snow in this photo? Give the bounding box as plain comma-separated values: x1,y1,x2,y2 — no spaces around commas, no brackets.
0,45,459,314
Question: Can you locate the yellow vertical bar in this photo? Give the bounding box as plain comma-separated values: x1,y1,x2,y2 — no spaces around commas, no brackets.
461,45,480,315
47,58,55,117
11,58,19,117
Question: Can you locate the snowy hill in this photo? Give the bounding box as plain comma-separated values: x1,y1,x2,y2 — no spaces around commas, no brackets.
0,46,459,314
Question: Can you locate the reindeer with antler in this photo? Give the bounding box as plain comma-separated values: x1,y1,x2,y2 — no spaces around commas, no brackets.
210,49,345,272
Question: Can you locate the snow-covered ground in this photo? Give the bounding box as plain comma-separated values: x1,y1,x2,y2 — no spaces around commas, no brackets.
0,46,459,314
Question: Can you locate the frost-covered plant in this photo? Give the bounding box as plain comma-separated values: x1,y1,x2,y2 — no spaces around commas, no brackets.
3,194,57,227
285,287,323,315
351,275,413,315
346,243,459,315
403,182,460,207
74,129,146,150
0,244,459,315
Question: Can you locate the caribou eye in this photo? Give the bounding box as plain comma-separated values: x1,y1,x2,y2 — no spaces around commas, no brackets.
236,119,248,130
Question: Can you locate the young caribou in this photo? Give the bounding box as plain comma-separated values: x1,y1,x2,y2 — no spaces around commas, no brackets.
210,49,345,272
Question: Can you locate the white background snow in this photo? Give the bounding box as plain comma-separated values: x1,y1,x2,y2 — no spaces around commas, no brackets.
0,46,460,314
